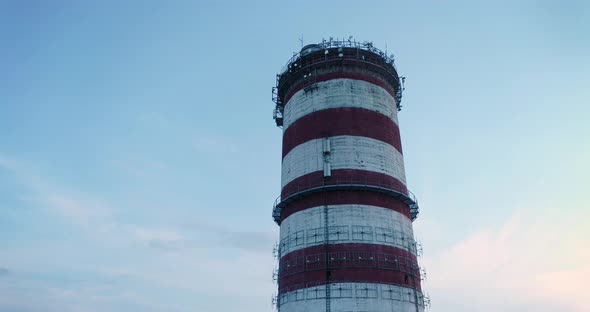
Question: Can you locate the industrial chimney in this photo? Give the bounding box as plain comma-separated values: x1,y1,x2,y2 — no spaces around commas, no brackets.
271,38,426,312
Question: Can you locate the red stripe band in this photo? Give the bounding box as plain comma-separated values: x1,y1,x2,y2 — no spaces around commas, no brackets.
282,107,402,158
278,244,421,293
281,169,407,199
284,72,396,105
281,243,417,263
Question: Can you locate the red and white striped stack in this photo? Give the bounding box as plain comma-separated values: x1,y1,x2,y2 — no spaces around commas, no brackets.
272,40,424,312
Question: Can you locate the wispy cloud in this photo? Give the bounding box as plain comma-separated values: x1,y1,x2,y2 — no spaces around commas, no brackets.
183,218,276,253
423,208,590,312
45,194,111,225
1,154,173,246
0,154,279,311
112,158,169,179
126,226,186,250
0,154,111,227
0,270,188,312
191,135,240,155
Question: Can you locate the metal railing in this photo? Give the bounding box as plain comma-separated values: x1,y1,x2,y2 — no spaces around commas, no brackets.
282,175,410,198
273,38,404,110
277,280,427,308
272,38,406,128
279,38,398,75
272,176,419,223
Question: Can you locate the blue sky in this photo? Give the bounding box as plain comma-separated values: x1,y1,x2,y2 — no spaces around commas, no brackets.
0,1,589,311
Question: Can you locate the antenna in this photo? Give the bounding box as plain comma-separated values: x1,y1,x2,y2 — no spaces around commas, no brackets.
299,34,303,48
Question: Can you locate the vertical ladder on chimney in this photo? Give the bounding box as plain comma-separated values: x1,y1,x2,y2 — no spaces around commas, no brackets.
322,138,332,312
324,202,331,312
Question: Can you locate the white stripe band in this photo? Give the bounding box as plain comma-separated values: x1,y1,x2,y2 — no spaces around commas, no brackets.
281,136,406,188
279,282,424,312
279,205,416,257
283,79,399,130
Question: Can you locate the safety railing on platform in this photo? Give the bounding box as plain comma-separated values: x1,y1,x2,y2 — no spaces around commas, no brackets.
272,175,419,223
276,280,428,309
279,38,398,75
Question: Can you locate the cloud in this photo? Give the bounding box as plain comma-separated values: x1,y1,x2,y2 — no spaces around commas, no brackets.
0,271,188,312
422,209,590,312
0,155,278,311
183,218,276,253
126,226,186,250
192,135,240,155
123,220,276,254
44,194,111,226
0,154,111,227
1,153,273,254
223,230,276,252
112,158,169,179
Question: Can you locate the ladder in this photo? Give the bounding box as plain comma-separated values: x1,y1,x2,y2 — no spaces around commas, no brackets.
323,202,331,312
